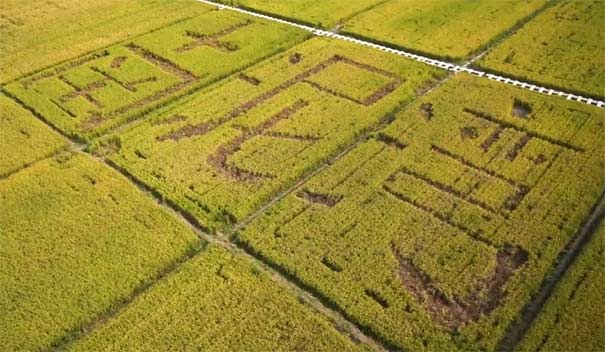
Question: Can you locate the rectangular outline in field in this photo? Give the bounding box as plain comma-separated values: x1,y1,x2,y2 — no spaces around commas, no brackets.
157,54,405,142
196,0,605,108
11,15,282,135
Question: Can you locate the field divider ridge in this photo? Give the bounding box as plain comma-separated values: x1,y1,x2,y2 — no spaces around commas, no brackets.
83,154,393,352
496,191,605,351
196,0,604,108
48,240,206,351
8,2,600,350
43,53,458,352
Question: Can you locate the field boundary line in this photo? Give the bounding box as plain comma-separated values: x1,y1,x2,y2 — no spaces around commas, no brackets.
75,155,392,352
0,146,69,181
37,58,454,352
0,13,207,86
49,238,205,351
330,0,391,31
497,191,605,351
196,0,604,108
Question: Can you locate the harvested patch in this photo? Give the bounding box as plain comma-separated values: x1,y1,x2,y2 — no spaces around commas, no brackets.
321,257,343,272
420,102,433,120
364,288,389,309
125,43,197,82
289,52,302,64
460,126,479,140
512,99,532,119
297,188,342,207
392,244,528,329
507,134,532,161
110,56,127,69
533,153,547,165
480,126,504,152
238,73,261,85
176,19,253,53
375,133,406,149
152,114,188,126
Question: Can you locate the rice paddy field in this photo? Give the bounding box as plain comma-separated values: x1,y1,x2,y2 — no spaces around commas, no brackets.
342,0,550,60
1,1,604,351
476,0,605,99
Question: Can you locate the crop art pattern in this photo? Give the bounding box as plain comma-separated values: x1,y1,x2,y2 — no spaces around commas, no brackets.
4,10,307,139
238,74,605,351
102,38,445,231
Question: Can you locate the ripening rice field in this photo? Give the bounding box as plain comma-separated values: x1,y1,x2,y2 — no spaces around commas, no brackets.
214,0,385,28
96,37,445,232
0,0,213,82
341,0,549,60
476,0,605,98
518,220,604,352
1,0,604,351
0,94,67,177
0,153,202,351
68,245,370,352
4,10,309,140
237,73,605,350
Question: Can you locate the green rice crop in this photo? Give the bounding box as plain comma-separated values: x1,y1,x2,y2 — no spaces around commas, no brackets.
0,0,213,82
517,220,604,352
215,0,384,28
4,10,309,140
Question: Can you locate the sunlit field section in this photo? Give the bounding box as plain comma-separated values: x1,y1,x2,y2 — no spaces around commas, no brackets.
518,220,604,352
4,10,309,140
238,73,605,350
0,153,201,351
342,0,548,61
214,0,384,28
0,0,213,82
477,0,605,98
97,37,446,232
0,94,67,177
68,245,369,351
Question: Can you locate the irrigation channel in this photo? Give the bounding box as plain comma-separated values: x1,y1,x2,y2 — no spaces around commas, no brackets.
197,0,605,109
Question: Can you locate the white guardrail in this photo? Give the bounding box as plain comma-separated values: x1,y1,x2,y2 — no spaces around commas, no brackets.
198,0,604,108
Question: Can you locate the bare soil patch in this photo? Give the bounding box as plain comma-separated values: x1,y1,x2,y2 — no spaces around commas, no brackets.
296,188,342,207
